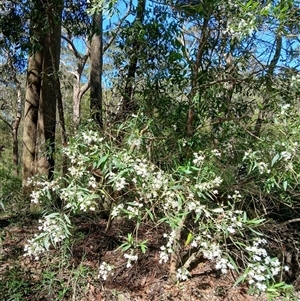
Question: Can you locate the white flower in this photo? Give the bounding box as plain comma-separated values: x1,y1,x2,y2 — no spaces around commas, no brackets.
255,282,267,291
111,204,124,218
159,249,169,263
131,138,142,148
281,151,292,161
211,149,221,157
115,177,127,191
124,252,138,268
176,267,190,281
98,262,114,281
193,151,205,166
212,208,224,213
227,226,235,234
30,191,40,204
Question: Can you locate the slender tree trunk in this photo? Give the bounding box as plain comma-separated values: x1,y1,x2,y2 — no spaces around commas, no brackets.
253,35,282,137
6,54,23,176
187,16,209,136
122,0,146,118
90,11,103,128
62,35,90,128
73,76,90,127
12,83,22,176
73,74,81,126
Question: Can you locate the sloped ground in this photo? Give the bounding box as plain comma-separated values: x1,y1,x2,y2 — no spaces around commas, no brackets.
0,214,299,301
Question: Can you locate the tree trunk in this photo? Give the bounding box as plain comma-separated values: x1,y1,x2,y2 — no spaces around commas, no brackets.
187,16,210,137
22,35,42,191
253,35,282,137
22,0,62,196
90,11,103,128
12,83,22,176
61,35,90,128
36,0,62,180
73,75,89,127
122,0,146,118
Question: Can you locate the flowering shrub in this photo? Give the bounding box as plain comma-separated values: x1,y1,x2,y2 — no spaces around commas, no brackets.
24,213,71,260
24,125,293,296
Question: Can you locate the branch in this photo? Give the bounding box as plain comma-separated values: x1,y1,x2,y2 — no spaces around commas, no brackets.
274,218,300,228
103,0,132,52
195,70,261,89
78,79,90,100
266,34,282,84
61,35,82,59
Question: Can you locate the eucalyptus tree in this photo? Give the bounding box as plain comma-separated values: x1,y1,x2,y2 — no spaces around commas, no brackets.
90,10,104,127
61,0,91,128
22,0,63,194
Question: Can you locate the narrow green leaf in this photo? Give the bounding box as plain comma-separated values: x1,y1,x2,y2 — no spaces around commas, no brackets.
145,208,154,222
271,153,280,167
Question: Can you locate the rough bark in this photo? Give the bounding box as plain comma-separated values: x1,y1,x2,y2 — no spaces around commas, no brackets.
22,34,43,190
36,0,62,180
90,11,103,128
22,0,63,195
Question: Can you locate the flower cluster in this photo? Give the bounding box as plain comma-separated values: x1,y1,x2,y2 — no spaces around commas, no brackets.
38,215,69,244
159,230,177,263
200,241,234,274
111,203,124,218
125,201,143,219
24,236,46,260
81,130,104,145
27,178,60,204
61,186,98,212
193,151,205,166
211,149,221,158
24,214,71,260
98,262,114,281
243,150,271,175
194,176,223,192
176,267,190,281
124,252,138,268
245,238,284,292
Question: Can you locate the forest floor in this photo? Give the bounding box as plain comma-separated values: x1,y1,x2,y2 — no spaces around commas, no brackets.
0,213,299,301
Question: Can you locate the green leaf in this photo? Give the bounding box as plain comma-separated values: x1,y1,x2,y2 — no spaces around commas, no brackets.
243,211,248,222
283,180,288,191
96,154,109,168
271,153,280,166
248,227,263,236
234,270,248,286
145,208,154,222
184,232,194,246
246,218,265,225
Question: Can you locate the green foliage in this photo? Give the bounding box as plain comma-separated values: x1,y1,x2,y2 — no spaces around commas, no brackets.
2,0,300,298
23,121,294,293
0,167,22,211
0,266,32,301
